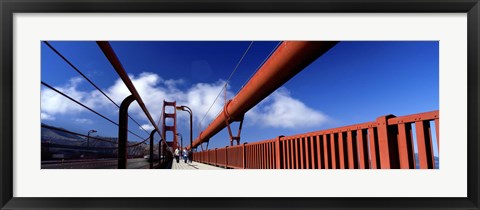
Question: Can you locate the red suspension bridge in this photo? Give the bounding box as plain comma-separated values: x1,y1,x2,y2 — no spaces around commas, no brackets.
40,41,439,170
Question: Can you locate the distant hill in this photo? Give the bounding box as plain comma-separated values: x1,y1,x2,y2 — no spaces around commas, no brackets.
41,123,121,147
41,124,84,146
41,123,148,160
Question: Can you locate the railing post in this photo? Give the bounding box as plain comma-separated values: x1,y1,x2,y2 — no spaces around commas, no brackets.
215,148,218,166
225,146,228,168
118,95,136,169
149,130,156,169
242,142,247,169
375,114,396,169
275,136,284,169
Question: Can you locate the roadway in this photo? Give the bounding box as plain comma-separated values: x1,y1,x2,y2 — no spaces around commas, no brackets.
41,158,153,169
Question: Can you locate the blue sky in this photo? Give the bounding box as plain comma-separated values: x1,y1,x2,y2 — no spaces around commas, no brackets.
41,41,439,152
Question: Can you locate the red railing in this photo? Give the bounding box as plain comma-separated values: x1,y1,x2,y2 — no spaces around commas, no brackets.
193,110,439,169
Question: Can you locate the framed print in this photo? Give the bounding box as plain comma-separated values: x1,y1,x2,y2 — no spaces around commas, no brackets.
1,0,479,209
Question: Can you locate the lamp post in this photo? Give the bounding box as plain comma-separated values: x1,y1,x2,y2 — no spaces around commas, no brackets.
176,133,183,150
176,105,193,151
87,130,97,148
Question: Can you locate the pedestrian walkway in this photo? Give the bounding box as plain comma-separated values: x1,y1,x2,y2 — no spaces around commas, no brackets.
172,160,224,170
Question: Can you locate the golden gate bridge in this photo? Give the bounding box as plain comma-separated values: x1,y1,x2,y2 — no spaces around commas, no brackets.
41,41,439,170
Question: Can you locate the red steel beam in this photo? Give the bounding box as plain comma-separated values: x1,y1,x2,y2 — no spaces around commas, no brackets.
190,41,338,149
338,132,345,169
96,42,165,146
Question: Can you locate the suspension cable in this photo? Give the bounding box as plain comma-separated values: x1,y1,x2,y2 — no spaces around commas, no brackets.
198,41,254,128
42,41,150,135
41,81,147,141
237,41,282,94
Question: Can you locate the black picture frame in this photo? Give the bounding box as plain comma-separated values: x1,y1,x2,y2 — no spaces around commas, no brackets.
1,0,479,209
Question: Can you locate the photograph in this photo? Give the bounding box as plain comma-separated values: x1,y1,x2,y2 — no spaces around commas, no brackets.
2,0,478,208
41,40,439,170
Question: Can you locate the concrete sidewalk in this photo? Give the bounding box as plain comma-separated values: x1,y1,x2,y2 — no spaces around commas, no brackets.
172,160,224,170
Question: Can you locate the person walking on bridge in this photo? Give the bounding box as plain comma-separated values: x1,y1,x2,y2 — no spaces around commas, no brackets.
182,148,188,163
188,149,193,163
174,148,180,163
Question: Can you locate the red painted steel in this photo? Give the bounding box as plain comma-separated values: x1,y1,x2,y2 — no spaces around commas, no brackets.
245,145,249,168
257,144,261,169
338,132,345,169
357,129,366,169
300,137,305,169
415,121,434,169
261,144,264,169
192,111,439,170
272,142,276,169
265,144,268,169
252,144,255,169
346,131,354,169
267,143,271,169
310,137,315,169
250,144,253,169
276,137,281,169
295,138,300,169
255,145,258,169
256,145,260,169
242,143,246,169
286,139,290,169
269,143,272,169
435,118,439,154
259,144,262,169
190,41,338,149
249,145,253,169
282,139,287,169
316,136,322,169
302,137,307,169
96,42,164,144
266,143,269,169
397,123,413,169
330,133,336,169
264,144,267,169
368,128,377,169
261,144,265,169
387,111,438,125
263,144,266,169
289,139,293,169
323,135,329,169
270,143,274,169
225,147,229,168
162,101,178,150
376,115,392,169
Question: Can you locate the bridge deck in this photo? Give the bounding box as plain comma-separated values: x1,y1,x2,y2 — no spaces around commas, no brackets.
172,160,224,170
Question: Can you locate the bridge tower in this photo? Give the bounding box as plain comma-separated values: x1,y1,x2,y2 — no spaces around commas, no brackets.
162,100,178,151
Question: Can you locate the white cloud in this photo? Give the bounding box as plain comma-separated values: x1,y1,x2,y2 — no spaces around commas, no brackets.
185,81,232,126
246,88,329,129
140,124,154,131
41,77,87,115
40,112,55,120
41,77,109,116
41,73,327,130
74,118,93,125
41,73,230,127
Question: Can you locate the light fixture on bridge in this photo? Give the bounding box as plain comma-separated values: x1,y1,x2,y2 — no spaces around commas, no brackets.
87,129,97,148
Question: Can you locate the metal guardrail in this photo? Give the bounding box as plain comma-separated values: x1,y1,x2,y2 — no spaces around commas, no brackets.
193,110,439,169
